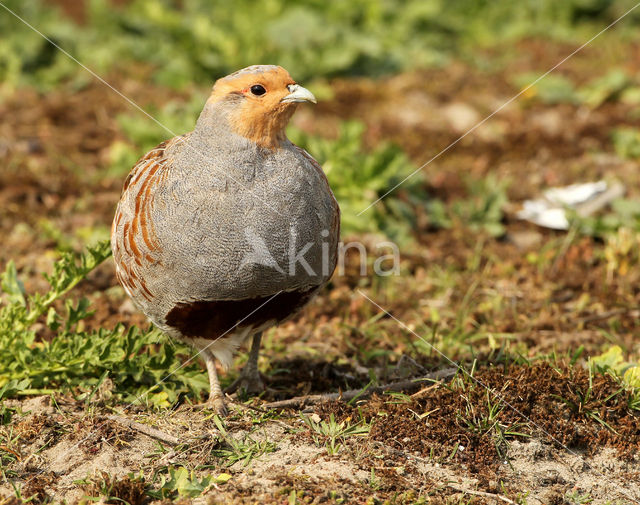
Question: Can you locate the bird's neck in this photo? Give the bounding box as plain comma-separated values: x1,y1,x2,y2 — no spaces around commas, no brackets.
194,101,293,151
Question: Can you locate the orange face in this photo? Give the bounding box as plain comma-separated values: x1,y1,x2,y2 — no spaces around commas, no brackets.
208,65,316,149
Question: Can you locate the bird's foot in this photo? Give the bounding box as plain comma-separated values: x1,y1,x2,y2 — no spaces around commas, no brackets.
206,394,228,416
225,368,265,396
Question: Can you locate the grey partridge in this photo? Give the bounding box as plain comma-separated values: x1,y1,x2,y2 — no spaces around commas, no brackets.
111,65,340,414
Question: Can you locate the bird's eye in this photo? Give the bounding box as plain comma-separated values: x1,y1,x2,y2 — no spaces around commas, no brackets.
250,84,266,96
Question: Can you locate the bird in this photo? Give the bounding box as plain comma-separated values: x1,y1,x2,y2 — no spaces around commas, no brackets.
111,65,340,414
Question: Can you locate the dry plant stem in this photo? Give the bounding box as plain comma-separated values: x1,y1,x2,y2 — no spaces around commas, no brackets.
263,368,457,409
579,308,627,323
446,483,517,505
107,415,180,445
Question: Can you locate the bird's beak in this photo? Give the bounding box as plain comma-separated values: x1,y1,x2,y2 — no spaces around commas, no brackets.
281,84,317,104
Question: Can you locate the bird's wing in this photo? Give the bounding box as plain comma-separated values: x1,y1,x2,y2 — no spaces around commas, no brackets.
291,144,341,245
111,134,188,304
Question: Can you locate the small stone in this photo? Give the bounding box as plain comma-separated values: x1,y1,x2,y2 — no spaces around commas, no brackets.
442,102,481,133
118,298,137,314
508,230,543,250
531,109,564,137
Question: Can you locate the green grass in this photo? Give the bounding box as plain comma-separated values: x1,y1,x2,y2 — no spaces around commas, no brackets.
2,0,639,92
210,415,278,467
456,389,529,461
300,412,370,456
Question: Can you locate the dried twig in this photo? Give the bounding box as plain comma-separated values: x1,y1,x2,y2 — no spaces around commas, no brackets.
446,483,517,504
262,368,457,409
579,308,627,324
107,415,180,445
225,395,269,413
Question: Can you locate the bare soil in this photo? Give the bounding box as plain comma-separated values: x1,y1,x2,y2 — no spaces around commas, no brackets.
3,362,639,504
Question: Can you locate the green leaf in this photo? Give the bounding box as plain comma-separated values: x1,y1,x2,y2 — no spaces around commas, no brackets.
1,261,26,307
46,306,61,331
623,367,640,389
578,69,630,108
148,391,171,409
160,467,213,498
590,345,624,372
612,128,640,160
214,473,232,484
65,297,94,331
514,73,577,104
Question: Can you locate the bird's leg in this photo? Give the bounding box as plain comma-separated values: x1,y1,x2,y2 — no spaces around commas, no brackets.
225,332,265,395
202,348,228,416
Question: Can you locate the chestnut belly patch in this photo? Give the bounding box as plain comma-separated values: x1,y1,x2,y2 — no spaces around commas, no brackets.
165,287,318,339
